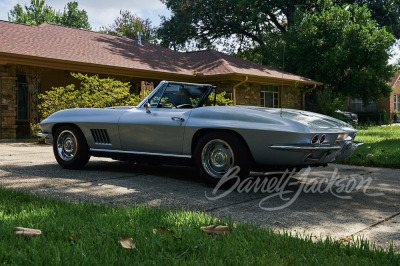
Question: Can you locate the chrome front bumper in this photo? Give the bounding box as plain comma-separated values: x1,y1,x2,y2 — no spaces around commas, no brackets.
37,132,53,144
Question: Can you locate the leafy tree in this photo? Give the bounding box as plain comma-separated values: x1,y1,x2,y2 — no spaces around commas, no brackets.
158,0,400,51
159,0,396,104
38,73,140,119
100,10,156,43
56,2,91,30
8,0,91,30
285,2,395,104
8,0,57,25
340,0,400,39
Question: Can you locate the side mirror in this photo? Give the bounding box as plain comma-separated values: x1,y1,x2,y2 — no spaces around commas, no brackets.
145,102,151,113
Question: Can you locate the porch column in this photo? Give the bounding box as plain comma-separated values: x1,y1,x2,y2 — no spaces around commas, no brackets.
0,64,17,139
141,81,154,100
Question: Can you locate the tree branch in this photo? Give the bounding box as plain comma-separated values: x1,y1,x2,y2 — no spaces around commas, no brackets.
267,12,286,32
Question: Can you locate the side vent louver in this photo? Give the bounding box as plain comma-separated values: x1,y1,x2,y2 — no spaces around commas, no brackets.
91,129,111,145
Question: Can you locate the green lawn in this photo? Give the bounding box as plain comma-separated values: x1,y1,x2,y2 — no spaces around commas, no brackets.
0,187,398,265
337,125,400,168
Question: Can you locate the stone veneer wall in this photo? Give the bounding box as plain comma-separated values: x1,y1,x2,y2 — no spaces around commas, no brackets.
0,64,17,139
216,81,304,108
280,85,303,109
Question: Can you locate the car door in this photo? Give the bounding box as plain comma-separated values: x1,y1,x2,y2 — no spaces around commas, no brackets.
118,107,192,155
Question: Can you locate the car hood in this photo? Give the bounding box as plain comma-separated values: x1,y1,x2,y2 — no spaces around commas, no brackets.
237,106,355,132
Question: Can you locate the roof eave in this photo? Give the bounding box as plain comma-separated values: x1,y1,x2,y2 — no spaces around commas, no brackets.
0,52,323,86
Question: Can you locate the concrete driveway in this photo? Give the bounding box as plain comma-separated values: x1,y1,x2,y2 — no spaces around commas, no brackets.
0,142,399,251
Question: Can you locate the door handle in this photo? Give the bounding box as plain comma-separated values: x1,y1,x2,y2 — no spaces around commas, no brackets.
171,117,185,122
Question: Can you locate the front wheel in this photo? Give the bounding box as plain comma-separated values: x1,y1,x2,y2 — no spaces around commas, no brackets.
53,125,90,169
194,131,251,188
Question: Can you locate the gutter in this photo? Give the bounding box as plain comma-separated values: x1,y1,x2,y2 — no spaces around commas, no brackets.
302,84,317,110
232,76,248,105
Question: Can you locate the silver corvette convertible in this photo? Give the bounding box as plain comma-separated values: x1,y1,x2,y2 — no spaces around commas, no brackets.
38,81,361,186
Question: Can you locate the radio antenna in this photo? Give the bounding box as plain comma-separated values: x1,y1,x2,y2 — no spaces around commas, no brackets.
280,42,286,117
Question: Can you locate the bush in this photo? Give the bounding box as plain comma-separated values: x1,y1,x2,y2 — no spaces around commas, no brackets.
356,109,391,125
38,73,141,119
205,91,234,106
314,88,345,118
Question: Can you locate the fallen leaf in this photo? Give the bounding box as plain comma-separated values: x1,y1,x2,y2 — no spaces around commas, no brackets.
153,226,175,236
366,154,374,158
281,241,287,248
200,225,232,235
14,227,41,237
120,236,136,249
69,234,79,242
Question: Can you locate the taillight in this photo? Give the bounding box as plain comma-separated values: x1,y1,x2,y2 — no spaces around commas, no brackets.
311,135,319,144
320,134,326,143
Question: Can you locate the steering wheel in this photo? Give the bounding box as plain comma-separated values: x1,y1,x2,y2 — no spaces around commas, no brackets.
161,100,177,108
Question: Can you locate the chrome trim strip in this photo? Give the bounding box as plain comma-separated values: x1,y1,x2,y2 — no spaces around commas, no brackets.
90,148,192,158
37,132,49,137
269,145,342,151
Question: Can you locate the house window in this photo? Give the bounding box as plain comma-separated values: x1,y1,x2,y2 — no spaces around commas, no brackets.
350,98,376,112
260,85,279,108
394,94,400,112
16,74,30,121
350,99,362,112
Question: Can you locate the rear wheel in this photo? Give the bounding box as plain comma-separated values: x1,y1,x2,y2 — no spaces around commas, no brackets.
53,125,90,169
194,131,251,188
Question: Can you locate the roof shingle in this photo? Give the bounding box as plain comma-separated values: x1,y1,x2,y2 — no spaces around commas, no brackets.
0,20,319,84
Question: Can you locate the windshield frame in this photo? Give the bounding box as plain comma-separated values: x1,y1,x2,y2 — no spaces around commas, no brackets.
137,81,215,108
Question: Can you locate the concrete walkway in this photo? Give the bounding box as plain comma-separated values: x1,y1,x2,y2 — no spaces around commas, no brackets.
0,143,399,251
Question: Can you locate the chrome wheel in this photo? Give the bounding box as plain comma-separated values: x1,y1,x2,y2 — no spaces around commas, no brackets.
57,130,78,161
201,139,235,179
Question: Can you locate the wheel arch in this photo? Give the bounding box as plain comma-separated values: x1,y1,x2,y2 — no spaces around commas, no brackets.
52,123,84,138
191,128,255,166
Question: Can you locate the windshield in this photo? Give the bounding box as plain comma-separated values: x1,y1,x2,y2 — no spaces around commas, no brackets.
148,83,212,108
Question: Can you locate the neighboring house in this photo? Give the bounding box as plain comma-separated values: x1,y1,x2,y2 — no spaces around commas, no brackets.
377,71,400,119
0,20,321,139
347,71,400,118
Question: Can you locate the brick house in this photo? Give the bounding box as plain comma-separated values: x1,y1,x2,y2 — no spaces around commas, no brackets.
376,71,400,119
0,20,321,139
347,71,400,119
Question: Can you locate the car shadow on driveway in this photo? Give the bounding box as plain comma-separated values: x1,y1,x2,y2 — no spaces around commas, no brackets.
1,157,399,249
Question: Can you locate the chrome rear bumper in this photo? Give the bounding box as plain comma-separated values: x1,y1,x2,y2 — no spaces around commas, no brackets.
269,141,363,163
335,141,363,160
269,145,341,151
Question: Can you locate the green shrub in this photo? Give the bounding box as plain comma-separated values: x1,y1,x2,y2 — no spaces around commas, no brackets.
205,91,234,106
38,73,141,119
356,109,391,126
315,88,345,118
